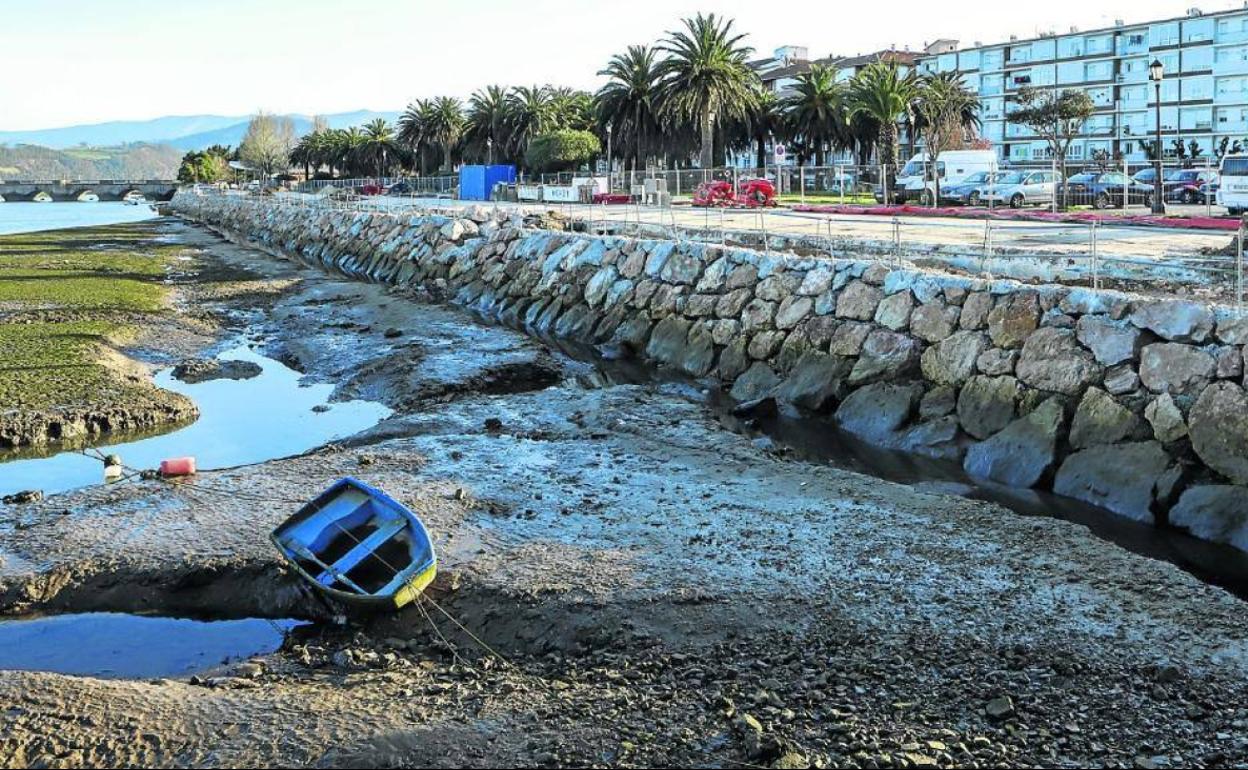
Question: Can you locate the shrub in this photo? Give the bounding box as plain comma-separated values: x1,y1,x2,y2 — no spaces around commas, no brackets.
525,130,601,173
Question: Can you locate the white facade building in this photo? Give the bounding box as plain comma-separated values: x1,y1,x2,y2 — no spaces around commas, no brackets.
916,7,1248,163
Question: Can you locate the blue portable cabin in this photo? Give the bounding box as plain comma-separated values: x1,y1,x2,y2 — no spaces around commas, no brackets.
459,164,516,201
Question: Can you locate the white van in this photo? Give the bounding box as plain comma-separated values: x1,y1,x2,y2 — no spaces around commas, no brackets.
889,150,999,205
1217,153,1248,216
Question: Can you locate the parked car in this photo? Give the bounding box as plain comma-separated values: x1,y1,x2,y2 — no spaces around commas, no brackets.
878,150,999,204
1196,179,1220,205
1061,172,1156,209
980,169,1063,208
938,171,1001,205
386,181,417,195
1161,169,1220,203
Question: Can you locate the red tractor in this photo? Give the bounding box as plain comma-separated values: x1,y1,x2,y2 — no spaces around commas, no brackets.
692,178,777,208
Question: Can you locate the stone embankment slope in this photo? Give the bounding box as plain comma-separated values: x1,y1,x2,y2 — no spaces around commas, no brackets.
172,192,1248,553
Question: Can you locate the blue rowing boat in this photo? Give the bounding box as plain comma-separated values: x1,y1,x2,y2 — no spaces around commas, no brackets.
271,477,437,610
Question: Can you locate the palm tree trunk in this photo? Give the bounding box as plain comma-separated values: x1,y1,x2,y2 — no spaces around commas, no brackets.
816,143,826,167
699,108,714,169
443,144,452,173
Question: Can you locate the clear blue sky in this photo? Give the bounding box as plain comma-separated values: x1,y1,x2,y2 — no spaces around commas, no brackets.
0,0,1237,129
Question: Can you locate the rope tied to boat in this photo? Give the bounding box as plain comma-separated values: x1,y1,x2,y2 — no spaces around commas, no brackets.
76,446,517,671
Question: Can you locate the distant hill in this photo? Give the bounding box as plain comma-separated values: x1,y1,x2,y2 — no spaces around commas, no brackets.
167,110,401,151
0,144,184,180
1,110,402,151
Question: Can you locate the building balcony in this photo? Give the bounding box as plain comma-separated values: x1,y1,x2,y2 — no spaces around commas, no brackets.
1213,58,1248,76
1216,29,1248,46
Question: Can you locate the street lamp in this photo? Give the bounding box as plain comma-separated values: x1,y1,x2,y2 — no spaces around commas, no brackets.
487,137,493,165
606,124,613,193
1149,58,1166,214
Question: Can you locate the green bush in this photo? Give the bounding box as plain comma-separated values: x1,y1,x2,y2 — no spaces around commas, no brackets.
525,130,601,173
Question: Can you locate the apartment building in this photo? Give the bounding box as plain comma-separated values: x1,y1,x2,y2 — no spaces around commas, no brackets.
916,6,1248,164
739,45,926,166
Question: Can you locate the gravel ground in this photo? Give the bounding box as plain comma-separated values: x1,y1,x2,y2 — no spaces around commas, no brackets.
2,221,1247,768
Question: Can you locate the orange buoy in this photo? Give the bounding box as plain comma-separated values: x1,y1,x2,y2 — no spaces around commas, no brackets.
160,457,197,477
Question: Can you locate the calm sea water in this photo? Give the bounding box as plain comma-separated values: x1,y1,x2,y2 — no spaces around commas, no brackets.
0,201,158,236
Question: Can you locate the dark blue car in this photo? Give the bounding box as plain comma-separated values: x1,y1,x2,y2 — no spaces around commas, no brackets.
1061,171,1156,209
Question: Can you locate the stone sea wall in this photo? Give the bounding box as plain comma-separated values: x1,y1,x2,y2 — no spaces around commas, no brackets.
172,192,1248,552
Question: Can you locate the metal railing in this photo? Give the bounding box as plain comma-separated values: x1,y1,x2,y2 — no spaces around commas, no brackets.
184,185,1248,313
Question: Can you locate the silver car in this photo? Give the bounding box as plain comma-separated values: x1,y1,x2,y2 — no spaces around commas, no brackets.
981,170,1062,208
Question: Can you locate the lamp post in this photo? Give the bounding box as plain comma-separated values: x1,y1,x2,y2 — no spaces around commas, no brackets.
1150,58,1166,214
487,137,493,166
606,124,613,193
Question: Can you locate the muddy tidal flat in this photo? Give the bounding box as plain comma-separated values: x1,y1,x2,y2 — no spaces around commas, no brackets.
2,219,1248,768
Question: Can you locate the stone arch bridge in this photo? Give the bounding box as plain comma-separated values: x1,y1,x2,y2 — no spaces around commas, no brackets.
0,180,178,202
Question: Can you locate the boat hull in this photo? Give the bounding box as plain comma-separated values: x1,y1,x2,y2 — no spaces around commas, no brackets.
271,477,437,611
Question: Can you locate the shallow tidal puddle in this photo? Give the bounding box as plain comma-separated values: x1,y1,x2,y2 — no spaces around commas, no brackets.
0,613,304,679
0,345,392,497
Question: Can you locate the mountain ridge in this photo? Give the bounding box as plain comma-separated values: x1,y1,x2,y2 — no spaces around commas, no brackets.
0,110,402,151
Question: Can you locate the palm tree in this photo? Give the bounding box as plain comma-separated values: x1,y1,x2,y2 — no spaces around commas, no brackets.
352,119,404,178
333,127,368,176
505,85,553,162
399,100,437,174
732,85,782,169
425,96,464,173
656,13,757,169
911,72,981,201
784,64,849,167
464,85,509,164
548,87,596,132
847,60,919,187
596,45,661,171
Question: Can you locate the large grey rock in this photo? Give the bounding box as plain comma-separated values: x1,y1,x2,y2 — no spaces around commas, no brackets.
798,267,834,296
920,330,988,386
653,250,703,287
919,385,957,419
680,322,717,377
874,291,914,331
1053,441,1171,523
1144,393,1188,443
963,398,1064,488
1189,382,1248,485
987,293,1040,349
730,361,781,401
740,298,777,331
1104,364,1141,396
835,381,924,445
775,295,814,330
959,292,994,330
1075,315,1144,367
909,302,960,343
976,348,1017,376
1138,343,1215,396
957,375,1019,440
1169,485,1248,552
848,330,920,385
1069,387,1141,449
1016,327,1104,396
828,322,872,356
775,352,852,411
897,416,963,461
716,287,754,318
748,330,785,360
835,281,883,321
645,315,692,367
1129,299,1214,342
716,338,750,381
